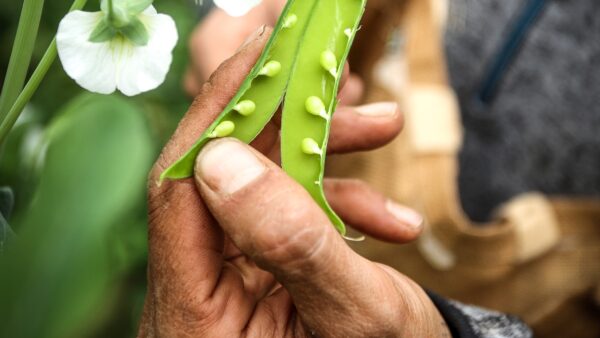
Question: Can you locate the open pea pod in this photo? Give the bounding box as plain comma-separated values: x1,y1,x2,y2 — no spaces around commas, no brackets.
161,0,368,235
280,0,366,235
160,0,317,180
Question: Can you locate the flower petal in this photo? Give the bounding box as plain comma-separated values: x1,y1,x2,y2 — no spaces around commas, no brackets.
57,7,178,97
214,0,262,17
115,8,178,96
57,11,119,94
141,5,157,15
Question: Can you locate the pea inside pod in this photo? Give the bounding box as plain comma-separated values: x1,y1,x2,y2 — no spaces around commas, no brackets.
161,0,368,236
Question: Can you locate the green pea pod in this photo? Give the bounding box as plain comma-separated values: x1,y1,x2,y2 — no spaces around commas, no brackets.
161,0,368,236
160,0,317,180
281,0,366,235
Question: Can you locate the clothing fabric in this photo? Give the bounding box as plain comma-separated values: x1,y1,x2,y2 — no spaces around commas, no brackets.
429,292,533,338
445,0,600,222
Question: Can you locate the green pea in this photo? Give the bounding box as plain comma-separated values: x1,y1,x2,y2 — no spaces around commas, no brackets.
320,50,338,78
258,60,282,77
301,138,323,156
305,96,329,120
283,14,298,28
344,28,354,38
233,100,256,116
208,121,235,138
160,0,319,181
280,0,366,235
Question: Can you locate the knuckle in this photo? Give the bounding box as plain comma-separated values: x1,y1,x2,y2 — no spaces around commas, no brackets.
325,178,367,196
344,178,369,191
260,224,326,270
251,189,330,271
152,294,219,336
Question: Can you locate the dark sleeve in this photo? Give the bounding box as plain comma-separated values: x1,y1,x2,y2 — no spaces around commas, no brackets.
427,291,533,338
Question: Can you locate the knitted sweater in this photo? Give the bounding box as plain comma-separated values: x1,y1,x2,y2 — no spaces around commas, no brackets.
445,0,600,222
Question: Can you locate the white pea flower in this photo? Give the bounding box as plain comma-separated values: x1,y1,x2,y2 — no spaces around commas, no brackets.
214,0,262,17
57,0,178,96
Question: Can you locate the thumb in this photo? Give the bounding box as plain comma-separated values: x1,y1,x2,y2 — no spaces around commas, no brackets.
193,138,403,336
194,137,346,278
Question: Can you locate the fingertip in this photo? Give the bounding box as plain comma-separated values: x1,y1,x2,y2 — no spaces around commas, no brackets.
383,199,424,241
354,101,399,118
324,179,423,243
328,102,404,154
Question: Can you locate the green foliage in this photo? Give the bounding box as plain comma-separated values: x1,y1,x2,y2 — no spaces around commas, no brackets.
0,1,198,336
0,0,45,122
0,93,153,338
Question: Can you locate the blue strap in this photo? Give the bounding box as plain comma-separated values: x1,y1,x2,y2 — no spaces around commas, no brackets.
477,0,548,104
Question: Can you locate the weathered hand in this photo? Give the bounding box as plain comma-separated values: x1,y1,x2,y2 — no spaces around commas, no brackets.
139,29,450,338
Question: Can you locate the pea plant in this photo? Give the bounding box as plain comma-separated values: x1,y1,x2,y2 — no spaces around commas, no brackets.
161,0,368,235
0,0,184,160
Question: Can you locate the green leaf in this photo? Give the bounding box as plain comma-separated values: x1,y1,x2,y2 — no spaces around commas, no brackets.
120,17,149,46
88,19,117,43
0,93,153,338
0,0,45,122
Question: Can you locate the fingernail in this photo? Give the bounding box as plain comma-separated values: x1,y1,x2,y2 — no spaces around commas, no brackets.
197,139,266,194
354,102,398,117
237,25,267,52
385,200,423,229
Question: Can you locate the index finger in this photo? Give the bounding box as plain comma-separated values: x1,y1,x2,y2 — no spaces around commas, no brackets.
146,29,271,304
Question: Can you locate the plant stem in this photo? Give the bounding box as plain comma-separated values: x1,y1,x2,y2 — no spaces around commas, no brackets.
107,0,114,22
0,0,45,122
0,0,89,146
0,41,57,146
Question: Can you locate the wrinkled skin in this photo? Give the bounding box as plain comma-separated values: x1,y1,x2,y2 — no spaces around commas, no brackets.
138,4,451,338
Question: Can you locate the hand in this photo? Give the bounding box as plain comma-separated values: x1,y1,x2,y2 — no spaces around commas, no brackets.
139,29,451,337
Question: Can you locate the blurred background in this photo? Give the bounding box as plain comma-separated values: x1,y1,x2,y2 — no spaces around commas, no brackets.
1,0,599,337
0,1,199,337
